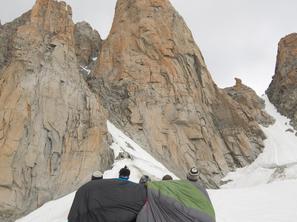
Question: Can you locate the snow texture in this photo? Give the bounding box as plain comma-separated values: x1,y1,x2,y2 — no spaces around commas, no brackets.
15,192,75,222
211,180,297,222
103,121,177,182
222,96,297,188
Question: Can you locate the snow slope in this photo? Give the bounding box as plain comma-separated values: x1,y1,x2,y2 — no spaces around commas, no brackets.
211,180,297,222
103,121,177,182
222,96,297,188
16,102,297,222
15,193,75,222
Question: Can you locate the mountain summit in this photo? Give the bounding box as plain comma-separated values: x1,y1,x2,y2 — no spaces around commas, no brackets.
89,0,272,186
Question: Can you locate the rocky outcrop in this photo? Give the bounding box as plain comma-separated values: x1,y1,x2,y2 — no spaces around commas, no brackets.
0,11,31,71
267,33,297,130
225,78,275,127
89,0,270,188
0,0,111,220
74,21,102,68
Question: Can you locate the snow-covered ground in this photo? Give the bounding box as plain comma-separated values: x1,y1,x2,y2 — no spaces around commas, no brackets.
16,98,297,222
15,193,75,222
211,180,297,222
103,121,177,182
222,96,297,188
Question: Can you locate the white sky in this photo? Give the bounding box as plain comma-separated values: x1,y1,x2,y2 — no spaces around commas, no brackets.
1,0,297,94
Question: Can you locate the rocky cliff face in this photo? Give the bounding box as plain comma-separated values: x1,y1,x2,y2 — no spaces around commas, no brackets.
74,21,102,68
267,33,297,130
0,0,112,220
0,11,31,71
226,78,275,127
89,0,272,187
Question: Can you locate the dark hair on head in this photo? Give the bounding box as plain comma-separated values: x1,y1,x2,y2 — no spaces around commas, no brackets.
162,175,173,181
119,166,130,178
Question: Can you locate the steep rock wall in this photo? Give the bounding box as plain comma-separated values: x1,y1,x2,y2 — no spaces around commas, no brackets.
0,0,112,220
89,0,270,187
267,33,297,130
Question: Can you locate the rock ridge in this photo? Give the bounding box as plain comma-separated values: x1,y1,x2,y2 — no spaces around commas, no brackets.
267,33,297,130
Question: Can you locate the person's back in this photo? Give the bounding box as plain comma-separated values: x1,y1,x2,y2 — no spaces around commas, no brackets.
68,179,146,222
88,179,146,221
136,179,215,222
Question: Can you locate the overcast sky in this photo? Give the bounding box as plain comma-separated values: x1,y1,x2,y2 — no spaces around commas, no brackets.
1,0,296,94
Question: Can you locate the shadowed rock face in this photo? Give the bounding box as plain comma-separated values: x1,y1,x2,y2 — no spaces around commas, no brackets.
0,0,112,220
74,21,102,67
267,33,297,130
89,0,270,188
0,11,31,71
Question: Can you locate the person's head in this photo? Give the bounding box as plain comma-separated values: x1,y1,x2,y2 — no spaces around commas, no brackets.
119,166,130,179
162,175,173,181
139,175,151,184
92,171,103,180
187,167,199,182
